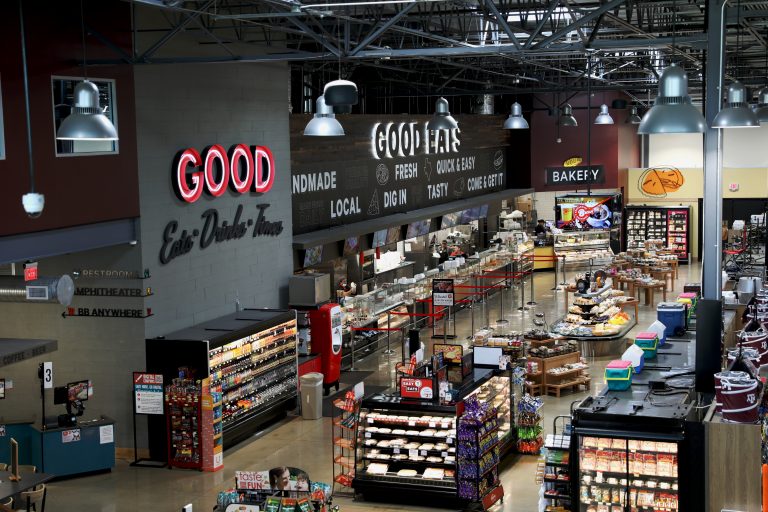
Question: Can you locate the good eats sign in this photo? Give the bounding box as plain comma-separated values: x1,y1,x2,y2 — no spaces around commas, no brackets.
174,144,275,203
371,122,460,160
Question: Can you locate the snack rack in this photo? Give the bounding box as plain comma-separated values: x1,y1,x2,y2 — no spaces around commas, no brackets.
516,394,543,455
540,419,572,511
166,377,202,470
332,391,360,495
457,399,503,507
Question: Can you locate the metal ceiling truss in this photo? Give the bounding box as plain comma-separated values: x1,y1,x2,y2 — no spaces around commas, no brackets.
109,0,768,104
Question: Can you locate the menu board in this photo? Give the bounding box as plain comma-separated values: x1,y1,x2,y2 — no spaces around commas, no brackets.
291,116,509,235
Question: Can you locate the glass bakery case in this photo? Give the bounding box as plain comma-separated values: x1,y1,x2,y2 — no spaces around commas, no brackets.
554,231,614,270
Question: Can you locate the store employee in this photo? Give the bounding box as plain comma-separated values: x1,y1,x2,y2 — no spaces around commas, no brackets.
534,219,548,235
337,278,357,298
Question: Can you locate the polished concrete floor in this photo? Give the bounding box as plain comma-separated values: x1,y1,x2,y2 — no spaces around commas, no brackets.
43,264,702,512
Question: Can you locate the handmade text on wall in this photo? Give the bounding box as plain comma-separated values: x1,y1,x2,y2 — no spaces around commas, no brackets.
291,116,508,234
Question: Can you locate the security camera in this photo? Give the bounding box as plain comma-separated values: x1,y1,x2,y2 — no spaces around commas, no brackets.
22,192,45,219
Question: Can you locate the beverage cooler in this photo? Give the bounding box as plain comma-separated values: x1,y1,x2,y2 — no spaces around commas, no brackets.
624,205,690,262
570,395,704,511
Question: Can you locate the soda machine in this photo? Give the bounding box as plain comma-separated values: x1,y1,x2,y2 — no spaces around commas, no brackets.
309,303,343,395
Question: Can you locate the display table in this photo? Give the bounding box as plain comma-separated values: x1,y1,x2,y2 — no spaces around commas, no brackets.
635,281,666,305
651,268,675,291
618,297,640,320
32,416,116,477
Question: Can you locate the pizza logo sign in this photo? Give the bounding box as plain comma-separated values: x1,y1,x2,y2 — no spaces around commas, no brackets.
639,166,684,197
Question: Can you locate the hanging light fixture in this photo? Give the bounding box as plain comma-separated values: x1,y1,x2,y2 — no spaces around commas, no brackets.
558,103,577,127
56,0,118,141
502,102,529,129
18,0,44,218
626,106,642,124
754,87,768,124
594,104,614,125
637,64,706,134
427,97,458,130
713,81,760,128
304,95,345,136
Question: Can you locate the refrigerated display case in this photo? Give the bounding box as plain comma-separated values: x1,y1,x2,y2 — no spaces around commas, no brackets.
571,392,704,512
624,206,690,262
146,309,298,458
352,369,514,504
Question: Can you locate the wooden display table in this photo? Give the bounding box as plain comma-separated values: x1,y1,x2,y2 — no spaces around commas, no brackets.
668,258,679,279
546,375,591,397
650,268,675,291
619,297,640,320
635,281,666,305
615,276,636,296
527,352,589,397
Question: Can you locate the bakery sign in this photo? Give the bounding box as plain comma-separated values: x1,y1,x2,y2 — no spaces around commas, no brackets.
546,165,605,185
160,143,283,265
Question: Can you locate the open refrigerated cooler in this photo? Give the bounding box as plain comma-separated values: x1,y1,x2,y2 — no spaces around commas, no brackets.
624,206,690,262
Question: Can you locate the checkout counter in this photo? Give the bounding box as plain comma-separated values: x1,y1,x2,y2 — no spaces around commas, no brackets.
0,416,115,477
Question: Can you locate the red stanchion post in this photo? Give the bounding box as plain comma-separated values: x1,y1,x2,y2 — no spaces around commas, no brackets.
527,255,537,306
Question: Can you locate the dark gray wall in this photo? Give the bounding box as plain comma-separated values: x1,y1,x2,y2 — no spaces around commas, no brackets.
134,62,294,338
0,245,145,448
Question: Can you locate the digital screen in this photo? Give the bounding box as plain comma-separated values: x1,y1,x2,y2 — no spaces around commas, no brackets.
386,226,401,245
441,212,461,229
372,229,388,248
406,219,431,239
67,380,89,401
555,195,621,229
460,207,482,224
303,246,323,267
342,236,359,256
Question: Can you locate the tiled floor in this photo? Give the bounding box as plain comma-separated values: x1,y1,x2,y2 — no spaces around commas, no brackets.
43,264,702,512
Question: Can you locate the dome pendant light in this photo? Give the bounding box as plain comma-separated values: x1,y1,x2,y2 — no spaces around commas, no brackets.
559,103,577,127
594,104,614,125
626,106,642,124
638,64,706,134
503,102,529,129
57,81,119,141
755,87,768,124
323,79,358,108
713,81,760,128
427,97,458,130
56,0,118,141
304,95,345,136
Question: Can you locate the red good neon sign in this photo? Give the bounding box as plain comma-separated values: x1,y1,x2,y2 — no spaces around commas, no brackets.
174,144,275,203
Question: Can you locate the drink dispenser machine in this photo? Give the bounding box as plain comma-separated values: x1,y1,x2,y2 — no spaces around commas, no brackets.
309,303,343,395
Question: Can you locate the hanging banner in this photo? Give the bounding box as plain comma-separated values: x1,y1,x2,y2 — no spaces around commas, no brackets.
291,116,508,234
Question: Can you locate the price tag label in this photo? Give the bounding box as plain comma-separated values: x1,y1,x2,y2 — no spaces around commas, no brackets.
420,450,427,456
442,451,448,457
368,418,374,423
408,449,418,458
408,421,416,427
447,437,454,444
429,422,436,428
393,448,400,454
365,432,371,438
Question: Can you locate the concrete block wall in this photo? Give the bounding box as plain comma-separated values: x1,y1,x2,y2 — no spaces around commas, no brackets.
134,62,294,339
0,245,145,448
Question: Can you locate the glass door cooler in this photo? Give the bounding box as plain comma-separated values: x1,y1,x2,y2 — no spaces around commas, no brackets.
575,435,680,512
571,395,705,512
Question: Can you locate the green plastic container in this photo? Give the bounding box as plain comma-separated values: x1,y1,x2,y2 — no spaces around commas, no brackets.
605,360,633,391
634,331,659,359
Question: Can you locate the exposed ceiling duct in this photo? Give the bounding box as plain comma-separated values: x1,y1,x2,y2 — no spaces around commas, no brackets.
0,275,75,306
